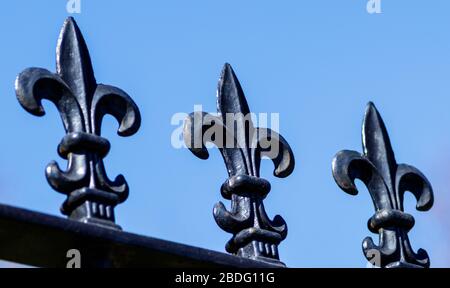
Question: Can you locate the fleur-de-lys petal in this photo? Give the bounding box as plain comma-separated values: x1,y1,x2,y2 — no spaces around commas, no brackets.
332,102,433,268
362,102,397,204
15,17,140,230
183,63,294,266
57,17,97,121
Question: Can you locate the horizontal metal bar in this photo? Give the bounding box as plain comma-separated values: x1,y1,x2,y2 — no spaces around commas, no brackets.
0,204,280,268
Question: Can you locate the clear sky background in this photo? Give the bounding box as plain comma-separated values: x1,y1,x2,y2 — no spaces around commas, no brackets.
0,0,450,268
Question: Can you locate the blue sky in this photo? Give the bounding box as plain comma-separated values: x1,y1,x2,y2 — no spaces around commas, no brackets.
1,0,450,267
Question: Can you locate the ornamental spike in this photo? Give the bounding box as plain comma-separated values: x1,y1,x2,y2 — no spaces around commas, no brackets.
332,102,433,268
15,17,141,229
183,63,294,266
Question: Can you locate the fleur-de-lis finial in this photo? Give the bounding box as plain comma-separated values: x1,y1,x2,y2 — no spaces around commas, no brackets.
332,102,433,268
15,17,141,229
183,63,295,265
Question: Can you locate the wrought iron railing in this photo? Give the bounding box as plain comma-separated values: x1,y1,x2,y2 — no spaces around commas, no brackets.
0,17,433,268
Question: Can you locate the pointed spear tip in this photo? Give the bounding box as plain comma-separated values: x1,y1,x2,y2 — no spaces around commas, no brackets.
56,16,96,87
62,17,75,31
217,62,250,115
57,18,78,73
66,16,76,23
362,101,395,163
220,63,234,80
220,63,242,90
60,16,81,37
364,101,381,123
219,63,234,89
365,101,377,112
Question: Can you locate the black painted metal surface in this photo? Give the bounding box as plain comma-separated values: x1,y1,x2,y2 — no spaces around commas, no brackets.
332,102,433,268
15,17,141,229
0,16,436,269
0,203,280,268
183,64,295,266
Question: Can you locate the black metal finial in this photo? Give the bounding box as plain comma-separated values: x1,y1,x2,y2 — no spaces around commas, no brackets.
183,63,295,266
15,17,141,229
332,102,433,268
